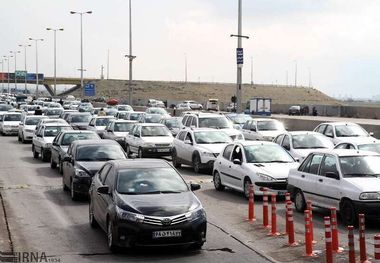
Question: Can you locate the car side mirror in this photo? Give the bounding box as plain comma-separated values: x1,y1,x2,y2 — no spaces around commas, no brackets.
325,134,334,138
190,183,201,191
134,134,140,137
369,132,374,136
37,134,42,138
283,145,290,151
62,156,72,163
107,129,112,132
250,128,256,132
52,142,58,146
97,185,110,195
325,172,339,180
19,122,23,125
233,159,242,165
294,158,300,162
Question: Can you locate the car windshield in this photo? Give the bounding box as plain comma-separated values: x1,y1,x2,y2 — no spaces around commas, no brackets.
257,120,285,131
0,105,13,111
244,144,294,163
194,131,232,144
292,134,334,149
118,105,132,111
229,114,252,124
71,115,91,123
165,118,181,129
141,126,170,137
27,106,38,111
61,133,99,146
358,144,380,154
95,118,112,126
129,113,142,120
340,156,380,177
44,126,71,137
114,123,134,132
25,118,44,125
335,124,368,137
144,114,162,123
116,168,188,194
198,117,231,129
46,109,63,115
3,114,21,121
76,145,125,161
117,112,127,118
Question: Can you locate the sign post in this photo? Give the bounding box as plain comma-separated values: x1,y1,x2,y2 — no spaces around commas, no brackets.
84,83,96,97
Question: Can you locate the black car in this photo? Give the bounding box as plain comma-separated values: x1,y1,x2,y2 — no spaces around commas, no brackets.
67,113,92,130
62,139,127,200
89,159,206,251
50,130,100,173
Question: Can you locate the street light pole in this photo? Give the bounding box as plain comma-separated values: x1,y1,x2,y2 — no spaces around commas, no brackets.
10,50,21,91
125,0,136,106
107,49,110,80
294,60,297,87
70,10,92,97
250,56,253,85
3,55,12,94
29,38,44,98
184,53,188,83
18,44,31,94
46,28,64,97
0,60,3,93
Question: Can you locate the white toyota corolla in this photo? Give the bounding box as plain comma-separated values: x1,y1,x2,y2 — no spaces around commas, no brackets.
213,141,298,198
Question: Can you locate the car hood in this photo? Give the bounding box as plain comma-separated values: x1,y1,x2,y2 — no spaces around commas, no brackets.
60,146,69,153
24,125,36,131
344,177,380,192
114,132,128,137
221,128,241,136
197,144,228,154
76,161,106,176
291,149,317,158
142,136,174,144
246,162,299,179
335,136,376,144
257,130,284,139
117,191,200,216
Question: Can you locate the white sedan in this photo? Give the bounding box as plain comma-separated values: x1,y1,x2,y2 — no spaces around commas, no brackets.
213,141,298,198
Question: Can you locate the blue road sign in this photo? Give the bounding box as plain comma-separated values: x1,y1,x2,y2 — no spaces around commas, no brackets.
236,48,244,65
84,83,96,96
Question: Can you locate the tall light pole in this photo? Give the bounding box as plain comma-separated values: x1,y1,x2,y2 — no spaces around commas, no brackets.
230,0,249,113
125,0,136,106
308,67,312,88
0,59,3,93
250,56,253,85
29,38,44,97
18,44,31,94
184,53,188,83
294,60,298,87
107,49,110,79
10,50,21,91
46,27,64,97
70,10,92,97
3,55,12,94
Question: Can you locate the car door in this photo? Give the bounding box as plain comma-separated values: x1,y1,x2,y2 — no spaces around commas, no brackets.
281,135,291,153
130,126,141,153
316,154,341,209
215,144,234,187
183,132,194,163
174,131,186,161
93,164,112,229
99,165,117,227
314,124,327,134
63,144,75,188
87,118,96,131
103,122,112,139
35,126,44,153
220,145,244,189
51,132,61,164
323,125,335,143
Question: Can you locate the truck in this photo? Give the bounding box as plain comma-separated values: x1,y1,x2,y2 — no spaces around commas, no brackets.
245,97,272,116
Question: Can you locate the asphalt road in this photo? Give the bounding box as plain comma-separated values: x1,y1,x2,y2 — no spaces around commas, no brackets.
0,136,270,263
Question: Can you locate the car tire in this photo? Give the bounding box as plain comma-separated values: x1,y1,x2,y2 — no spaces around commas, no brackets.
70,179,79,201
58,158,63,175
50,157,57,169
243,178,252,199
21,134,26,144
190,242,204,250
32,145,39,159
294,189,306,212
340,199,357,226
18,134,21,142
62,176,69,191
138,148,143,158
172,149,181,168
41,149,49,162
192,154,202,174
125,145,131,157
89,199,98,228
213,171,225,191
107,219,118,252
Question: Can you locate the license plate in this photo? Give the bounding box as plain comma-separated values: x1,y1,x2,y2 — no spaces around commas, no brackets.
157,148,170,152
152,230,182,239
277,191,287,196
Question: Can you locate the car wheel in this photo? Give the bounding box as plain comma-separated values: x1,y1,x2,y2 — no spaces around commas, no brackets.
125,145,131,157
32,145,39,159
107,219,118,252
213,171,225,191
243,178,252,199
62,176,69,191
58,159,63,175
294,189,306,212
89,199,98,228
138,148,143,158
340,199,357,226
192,154,201,173
18,134,21,142
50,156,57,169
70,179,78,201
41,149,49,162
21,134,25,144
172,149,181,168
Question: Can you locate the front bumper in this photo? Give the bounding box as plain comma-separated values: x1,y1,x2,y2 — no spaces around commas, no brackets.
3,127,19,135
23,131,35,140
254,181,288,196
141,147,172,157
72,176,92,195
352,201,380,217
112,217,207,247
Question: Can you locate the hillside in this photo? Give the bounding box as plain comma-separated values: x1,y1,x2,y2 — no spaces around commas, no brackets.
70,79,340,106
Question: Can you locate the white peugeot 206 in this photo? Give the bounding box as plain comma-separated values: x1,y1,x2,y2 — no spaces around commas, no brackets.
213,141,298,198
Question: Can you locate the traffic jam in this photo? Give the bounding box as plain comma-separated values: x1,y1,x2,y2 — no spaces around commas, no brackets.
1,94,380,262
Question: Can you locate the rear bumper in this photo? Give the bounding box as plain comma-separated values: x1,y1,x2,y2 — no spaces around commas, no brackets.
142,147,172,157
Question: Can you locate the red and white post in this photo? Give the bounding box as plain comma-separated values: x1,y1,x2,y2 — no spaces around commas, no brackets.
248,184,255,222
374,235,380,263
284,193,291,235
347,226,355,263
330,207,343,253
307,201,315,243
324,216,333,263
304,210,314,257
287,201,298,246
269,194,280,236
359,214,371,263
262,188,269,228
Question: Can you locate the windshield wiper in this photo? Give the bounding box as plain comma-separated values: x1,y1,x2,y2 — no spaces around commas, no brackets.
262,160,292,163
211,141,228,144
139,190,182,194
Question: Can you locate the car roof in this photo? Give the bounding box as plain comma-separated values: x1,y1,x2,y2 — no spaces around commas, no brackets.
69,112,91,115
135,123,165,127
4,112,21,115
284,131,323,136
184,127,225,132
251,118,278,121
110,159,173,169
318,122,360,126
305,148,380,157
112,119,137,123
72,139,118,146
92,116,115,119
235,140,278,146
59,130,97,134
42,123,71,127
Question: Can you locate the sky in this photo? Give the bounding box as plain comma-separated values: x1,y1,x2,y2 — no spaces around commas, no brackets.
0,0,380,98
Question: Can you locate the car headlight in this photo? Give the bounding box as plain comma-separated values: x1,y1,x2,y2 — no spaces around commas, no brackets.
143,143,155,147
201,151,214,157
74,169,90,177
185,207,206,222
257,173,276,182
116,206,145,222
359,192,380,200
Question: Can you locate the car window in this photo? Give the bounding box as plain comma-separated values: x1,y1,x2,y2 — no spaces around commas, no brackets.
315,124,326,134
282,135,290,149
324,125,334,137
242,121,249,130
182,115,188,125
191,117,197,127
274,135,284,145
133,126,140,136
298,154,313,171
319,155,338,177
98,164,112,183
178,131,186,141
308,154,324,174
185,116,193,127
185,132,193,142
231,146,243,162
223,144,234,159
104,167,116,188
335,143,350,149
